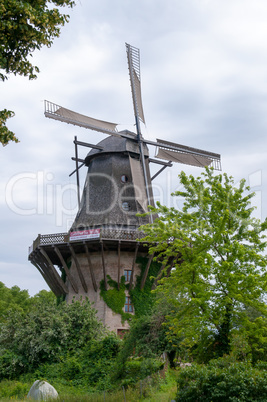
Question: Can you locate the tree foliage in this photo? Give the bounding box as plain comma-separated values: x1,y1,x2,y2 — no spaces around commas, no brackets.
0,0,75,145
0,297,105,378
0,281,31,320
141,167,267,359
0,283,123,391
0,282,56,322
0,109,18,146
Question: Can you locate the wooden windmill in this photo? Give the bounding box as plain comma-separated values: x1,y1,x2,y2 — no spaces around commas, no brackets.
28,44,221,334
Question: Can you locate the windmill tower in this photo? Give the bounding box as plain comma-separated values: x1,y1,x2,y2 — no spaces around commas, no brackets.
28,44,221,334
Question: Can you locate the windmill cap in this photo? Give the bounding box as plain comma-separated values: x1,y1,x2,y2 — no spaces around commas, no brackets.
84,131,149,166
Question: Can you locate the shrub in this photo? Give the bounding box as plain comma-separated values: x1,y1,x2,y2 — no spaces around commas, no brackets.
0,299,105,379
176,359,267,401
124,357,164,384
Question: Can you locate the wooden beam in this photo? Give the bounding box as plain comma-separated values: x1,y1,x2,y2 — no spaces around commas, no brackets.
151,163,172,181
73,139,103,150
74,135,81,208
140,253,154,290
117,241,121,290
36,253,64,297
37,262,62,297
129,243,139,291
69,244,88,293
149,158,172,166
36,255,60,295
84,243,98,292
69,162,85,178
71,157,85,164
39,248,69,295
101,242,107,290
38,250,63,295
30,256,57,294
54,246,79,294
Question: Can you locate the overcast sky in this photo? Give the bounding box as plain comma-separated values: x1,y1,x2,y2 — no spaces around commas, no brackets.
1,0,267,295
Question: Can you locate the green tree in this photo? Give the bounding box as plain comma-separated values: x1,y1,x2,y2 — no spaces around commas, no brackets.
0,0,75,145
0,298,105,378
0,282,56,322
0,282,31,321
141,167,267,360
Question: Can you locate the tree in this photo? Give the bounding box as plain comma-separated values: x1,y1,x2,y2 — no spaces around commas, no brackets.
0,282,56,322
0,298,105,378
141,167,267,360
0,282,31,321
0,0,75,145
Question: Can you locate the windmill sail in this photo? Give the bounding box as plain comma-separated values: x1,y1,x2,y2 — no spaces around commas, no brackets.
129,156,148,212
155,139,221,170
157,147,212,168
44,100,119,136
126,43,145,124
126,43,152,217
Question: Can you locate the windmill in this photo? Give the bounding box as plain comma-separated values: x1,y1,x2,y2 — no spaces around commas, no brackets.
29,44,221,334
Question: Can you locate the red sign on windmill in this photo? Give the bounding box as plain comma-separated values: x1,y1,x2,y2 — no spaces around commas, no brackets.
69,229,101,241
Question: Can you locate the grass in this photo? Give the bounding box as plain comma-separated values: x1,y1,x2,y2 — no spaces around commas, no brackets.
0,389,176,401
0,370,178,401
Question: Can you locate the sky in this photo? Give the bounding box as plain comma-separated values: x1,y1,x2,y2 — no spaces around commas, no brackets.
1,0,267,295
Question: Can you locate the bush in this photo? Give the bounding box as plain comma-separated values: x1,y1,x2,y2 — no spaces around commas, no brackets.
0,299,105,379
80,334,121,389
24,334,122,391
123,357,164,385
176,359,267,401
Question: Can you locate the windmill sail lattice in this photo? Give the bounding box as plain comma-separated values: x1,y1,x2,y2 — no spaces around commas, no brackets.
126,43,145,124
155,139,221,170
44,101,119,136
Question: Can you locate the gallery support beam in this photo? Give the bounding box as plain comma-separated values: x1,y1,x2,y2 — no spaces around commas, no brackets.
140,253,154,290
39,248,69,295
117,241,121,290
30,255,60,297
101,242,108,290
69,244,88,293
54,246,79,294
129,243,139,291
84,243,98,292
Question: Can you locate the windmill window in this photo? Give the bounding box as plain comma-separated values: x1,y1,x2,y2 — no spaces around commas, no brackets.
121,175,129,183
125,296,133,312
124,269,132,282
122,202,130,211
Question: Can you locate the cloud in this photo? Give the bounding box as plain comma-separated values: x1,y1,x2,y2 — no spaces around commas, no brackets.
2,0,267,295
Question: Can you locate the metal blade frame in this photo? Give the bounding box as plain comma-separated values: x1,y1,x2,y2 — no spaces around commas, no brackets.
144,138,221,171
44,100,135,141
126,43,145,124
126,44,153,221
